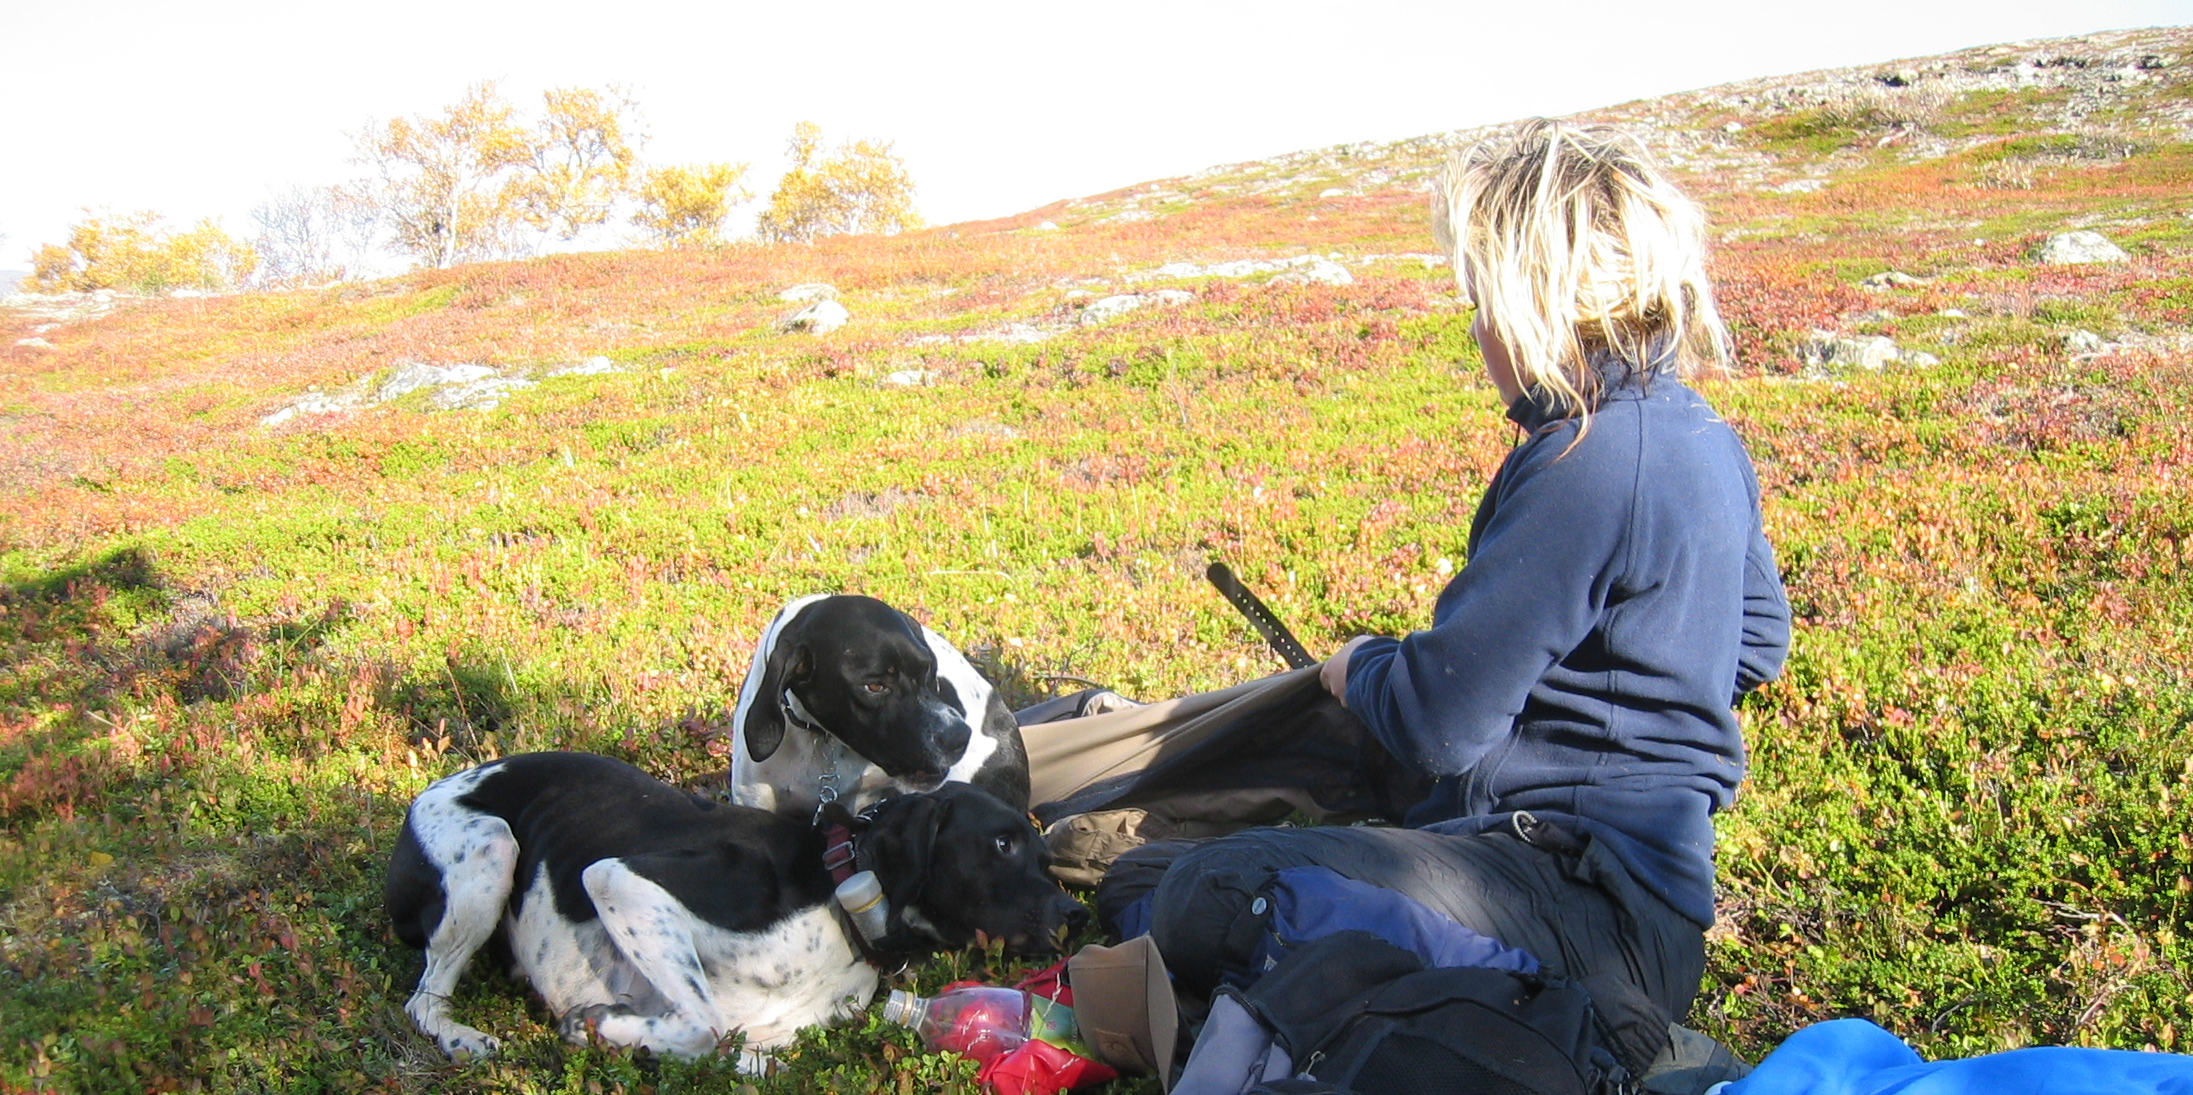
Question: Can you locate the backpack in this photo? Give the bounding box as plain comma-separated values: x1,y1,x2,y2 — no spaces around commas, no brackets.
1176,931,1630,1095
1020,672,1435,887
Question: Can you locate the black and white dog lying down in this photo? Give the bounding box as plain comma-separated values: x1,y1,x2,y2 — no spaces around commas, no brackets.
731,594,1030,817
385,752,1083,1065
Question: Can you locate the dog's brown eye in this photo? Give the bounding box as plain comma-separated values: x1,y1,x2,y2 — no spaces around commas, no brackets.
864,681,888,694
995,835,1014,856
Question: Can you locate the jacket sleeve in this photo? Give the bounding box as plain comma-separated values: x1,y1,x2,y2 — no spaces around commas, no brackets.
1733,514,1791,701
1343,428,1630,778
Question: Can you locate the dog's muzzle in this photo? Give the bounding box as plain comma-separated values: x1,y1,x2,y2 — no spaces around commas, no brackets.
1013,896,1091,954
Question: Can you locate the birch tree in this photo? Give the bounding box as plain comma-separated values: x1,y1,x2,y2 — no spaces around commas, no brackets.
357,82,534,268
249,184,381,286
357,83,644,268
27,211,257,293
510,87,645,242
631,163,751,247
756,122,921,243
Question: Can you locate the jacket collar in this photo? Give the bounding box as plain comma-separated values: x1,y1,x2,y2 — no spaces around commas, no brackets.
1503,351,1674,430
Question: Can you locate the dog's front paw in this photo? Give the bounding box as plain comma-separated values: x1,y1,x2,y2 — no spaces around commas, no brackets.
558,1002,637,1045
438,1026,500,1061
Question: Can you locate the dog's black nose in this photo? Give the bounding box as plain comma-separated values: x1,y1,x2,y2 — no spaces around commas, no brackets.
1056,897,1091,934
933,719,971,758
1017,897,1092,955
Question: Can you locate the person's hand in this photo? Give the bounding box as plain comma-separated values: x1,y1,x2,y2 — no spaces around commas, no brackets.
1320,635,1377,706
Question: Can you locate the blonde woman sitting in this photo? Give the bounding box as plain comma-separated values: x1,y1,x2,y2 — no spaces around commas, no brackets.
1113,120,1790,1078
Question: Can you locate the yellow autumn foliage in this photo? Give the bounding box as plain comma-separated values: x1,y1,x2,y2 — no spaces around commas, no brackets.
510,87,646,241
358,82,537,269
27,211,257,294
631,163,752,248
756,121,922,244
358,82,645,268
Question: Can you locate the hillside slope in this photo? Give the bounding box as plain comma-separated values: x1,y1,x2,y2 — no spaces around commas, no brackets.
3,25,2193,1094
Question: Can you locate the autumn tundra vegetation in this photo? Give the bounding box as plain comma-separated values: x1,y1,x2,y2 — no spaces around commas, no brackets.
5,24,2193,1095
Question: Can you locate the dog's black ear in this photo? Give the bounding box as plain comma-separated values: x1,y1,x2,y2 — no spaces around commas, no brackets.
862,793,951,910
743,639,812,762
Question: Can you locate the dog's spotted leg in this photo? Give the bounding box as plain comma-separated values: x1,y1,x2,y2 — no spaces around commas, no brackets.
558,1003,778,1075
577,859,728,1058
401,783,519,1060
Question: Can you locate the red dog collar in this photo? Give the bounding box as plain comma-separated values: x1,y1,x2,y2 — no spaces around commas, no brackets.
822,823,859,885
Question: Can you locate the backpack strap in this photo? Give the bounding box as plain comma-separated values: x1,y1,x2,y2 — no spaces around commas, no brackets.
1236,932,1428,1061
1173,995,1295,1095
1236,931,1634,1095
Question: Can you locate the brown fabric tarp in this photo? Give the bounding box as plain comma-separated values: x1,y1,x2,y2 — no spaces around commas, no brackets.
1020,669,1431,886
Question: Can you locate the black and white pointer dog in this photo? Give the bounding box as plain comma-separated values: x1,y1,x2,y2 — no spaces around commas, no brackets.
730,595,1030,817
386,751,1082,1065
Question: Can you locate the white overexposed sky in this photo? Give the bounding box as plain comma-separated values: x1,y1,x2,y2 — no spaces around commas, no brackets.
1,0,2188,270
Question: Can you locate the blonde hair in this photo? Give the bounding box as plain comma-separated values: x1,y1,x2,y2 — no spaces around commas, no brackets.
1432,120,1730,427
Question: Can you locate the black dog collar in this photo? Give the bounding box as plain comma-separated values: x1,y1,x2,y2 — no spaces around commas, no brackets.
781,688,833,737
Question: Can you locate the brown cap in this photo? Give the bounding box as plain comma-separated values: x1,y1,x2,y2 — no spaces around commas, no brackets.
1067,936,1179,1090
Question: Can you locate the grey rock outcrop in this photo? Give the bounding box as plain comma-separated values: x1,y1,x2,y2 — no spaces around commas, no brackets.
1079,289,1195,326
2061,329,2107,355
1140,255,1355,286
380,361,497,401
1,287,120,325
782,299,851,334
545,355,623,377
1272,257,1356,286
261,356,621,426
2036,230,2129,264
263,361,529,424
430,374,534,411
1798,331,1938,374
1861,270,1928,290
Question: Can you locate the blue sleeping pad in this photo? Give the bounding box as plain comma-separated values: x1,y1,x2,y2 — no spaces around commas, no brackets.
1728,1018,2193,1095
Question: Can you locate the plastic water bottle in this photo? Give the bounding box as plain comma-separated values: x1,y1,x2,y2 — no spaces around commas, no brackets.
835,871,890,944
882,986,1091,1064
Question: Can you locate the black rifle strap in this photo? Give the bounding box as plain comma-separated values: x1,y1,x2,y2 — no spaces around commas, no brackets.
1206,562,1318,670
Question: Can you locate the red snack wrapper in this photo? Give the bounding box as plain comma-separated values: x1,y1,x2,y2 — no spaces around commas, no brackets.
977,1038,1119,1095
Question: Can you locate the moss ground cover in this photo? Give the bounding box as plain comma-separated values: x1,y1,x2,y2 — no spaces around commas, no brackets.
6,27,2193,1094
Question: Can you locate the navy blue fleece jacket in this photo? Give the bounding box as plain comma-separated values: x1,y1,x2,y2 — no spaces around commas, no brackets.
1344,364,1790,927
